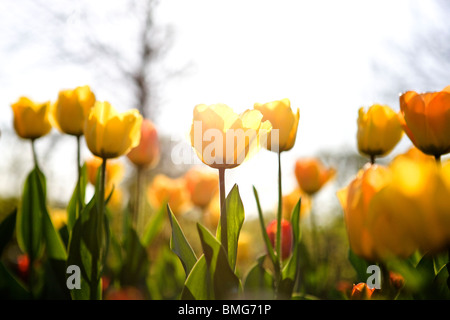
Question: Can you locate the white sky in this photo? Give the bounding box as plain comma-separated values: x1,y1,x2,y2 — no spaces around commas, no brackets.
0,0,445,219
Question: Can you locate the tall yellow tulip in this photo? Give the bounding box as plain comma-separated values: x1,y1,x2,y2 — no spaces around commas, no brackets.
11,97,52,140
399,86,450,159
254,98,299,152
84,101,143,159
52,86,96,136
357,104,403,161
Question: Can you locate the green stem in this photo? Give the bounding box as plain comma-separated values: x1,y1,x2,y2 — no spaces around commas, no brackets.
219,168,227,255
370,154,375,165
135,166,143,233
276,151,282,267
31,140,39,169
76,135,83,213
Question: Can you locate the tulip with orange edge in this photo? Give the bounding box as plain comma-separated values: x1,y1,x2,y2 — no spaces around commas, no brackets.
190,103,271,256
294,158,335,196
399,86,450,160
282,188,311,222
127,119,160,169
148,174,191,216
184,167,219,209
85,157,124,196
350,283,376,300
357,104,403,163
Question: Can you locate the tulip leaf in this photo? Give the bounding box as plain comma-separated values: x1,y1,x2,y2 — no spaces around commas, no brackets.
167,204,197,277
197,223,241,299
216,184,245,270
348,249,371,283
0,262,29,299
0,209,17,257
67,164,87,232
243,255,274,299
279,198,302,299
181,255,212,300
252,186,278,269
142,202,166,247
119,225,149,286
433,263,450,299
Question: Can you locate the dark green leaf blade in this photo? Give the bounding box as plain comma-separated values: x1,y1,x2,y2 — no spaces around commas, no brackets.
0,209,17,256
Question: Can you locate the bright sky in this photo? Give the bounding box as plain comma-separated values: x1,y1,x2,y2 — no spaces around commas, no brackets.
0,0,445,219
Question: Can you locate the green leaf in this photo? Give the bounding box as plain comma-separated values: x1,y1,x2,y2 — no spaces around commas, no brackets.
348,249,371,283
0,262,29,299
252,186,278,269
167,204,197,277
216,184,245,270
142,202,166,247
433,263,450,299
119,225,149,286
67,164,87,232
198,223,241,299
181,255,212,300
243,255,274,299
0,209,17,256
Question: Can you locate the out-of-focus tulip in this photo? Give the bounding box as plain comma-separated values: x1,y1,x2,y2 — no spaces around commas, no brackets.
282,188,311,221
16,254,30,281
237,231,251,264
105,286,145,300
337,164,393,261
190,103,272,169
266,219,293,260
350,283,375,300
184,167,219,208
49,208,68,230
52,86,96,136
295,158,336,196
127,119,160,169
148,174,191,216
11,97,52,140
85,157,125,195
399,86,450,158
368,158,448,256
393,146,434,163
389,271,405,290
84,101,143,159
205,192,221,229
254,98,299,152
336,281,353,299
357,104,403,158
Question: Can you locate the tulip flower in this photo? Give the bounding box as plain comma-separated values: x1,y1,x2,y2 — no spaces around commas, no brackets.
357,104,403,162
148,174,191,216
85,157,124,196
337,164,392,261
11,97,52,141
127,119,160,169
393,146,434,163
253,98,300,153
266,219,293,260
49,208,68,230
84,101,143,159
399,86,450,159
190,103,271,256
184,167,219,208
350,283,376,300
282,188,311,221
237,231,252,265
295,158,335,196
52,86,96,136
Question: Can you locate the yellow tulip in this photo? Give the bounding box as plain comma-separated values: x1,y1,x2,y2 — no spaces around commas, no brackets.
84,101,143,159
357,104,403,158
205,191,221,230
254,98,299,152
399,86,450,158
148,174,191,216
49,208,68,230
52,86,96,136
282,188,311,221
190,104,272,169
85,157,125,195
337,164,392,261
126,119,160,169
184,167,219,208
393,146,434,164
294,158,336,196
11,97,52,140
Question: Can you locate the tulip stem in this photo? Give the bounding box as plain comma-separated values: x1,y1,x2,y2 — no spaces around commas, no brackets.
31,140,39,169
76,135,83,213
135,166,143,233
435,155,441,165
370,155,375,165
276,151,283,268
219,168,228,255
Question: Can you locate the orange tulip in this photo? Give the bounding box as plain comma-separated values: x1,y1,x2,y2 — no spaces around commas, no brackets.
148,174,191,216
294,158,336,196
127,119,160,169
85,157,124,195
350,283,376,300
399,86,450,158
266,219,293,260
282,188,311,221
184,167,219,208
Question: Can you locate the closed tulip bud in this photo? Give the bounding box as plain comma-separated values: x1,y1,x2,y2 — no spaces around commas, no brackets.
337,164,392,261
16,254,30,282
266,219,293,260
11,97,52,140
190,103,272,169
184,167,219,208
52,86,96,136
399,86,450,158
84,101,143,159
350,283,375,300
148,174,191,216
254,98,300,152
295,158,336,196
357,104,403,159
127,119,160,169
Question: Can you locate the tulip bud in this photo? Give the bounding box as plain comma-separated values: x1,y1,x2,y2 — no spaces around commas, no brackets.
16,254,30,282
295,158,336,196
350,283,375,300
11,97,52,140
266,219,293,260
127,119,160,169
